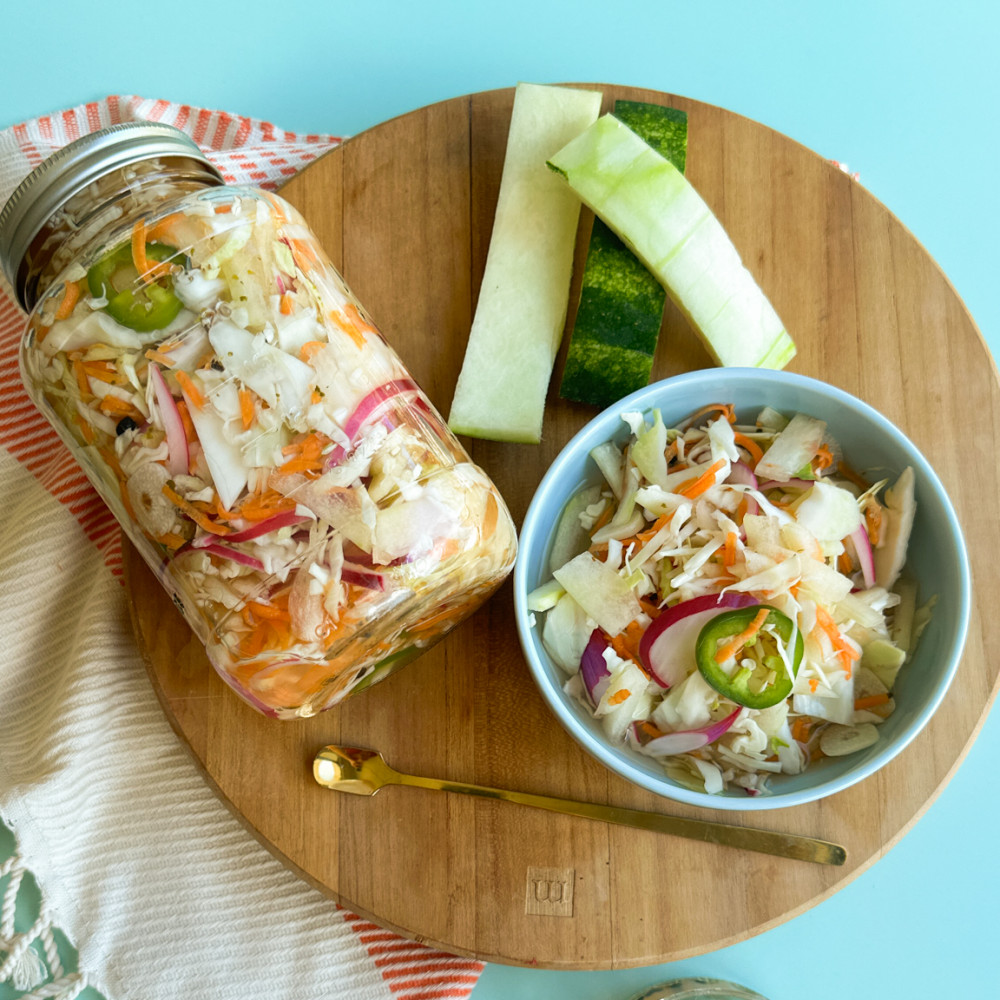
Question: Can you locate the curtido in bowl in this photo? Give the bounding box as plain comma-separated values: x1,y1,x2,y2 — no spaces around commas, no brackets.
514,369,970,810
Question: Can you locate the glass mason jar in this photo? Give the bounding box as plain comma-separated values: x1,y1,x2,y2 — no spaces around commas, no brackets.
0,123,517,718
628,979,769,1000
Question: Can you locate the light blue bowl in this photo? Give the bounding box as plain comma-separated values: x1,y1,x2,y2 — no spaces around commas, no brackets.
514,369,971,810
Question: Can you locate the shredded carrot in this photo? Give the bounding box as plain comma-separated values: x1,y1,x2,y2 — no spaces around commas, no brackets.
639,596,662,620
279,431,329,473
174,370,204,409
214,493,236,521
714,607,771,664
130,218,172,281
813,443,834,472
635,511,671,543
608,510,670,555
808,677,819,693
864,502,882,547
854,692,891,712
145,348,177,367
838,551,853,575
74,412,95,443
609,620,647,669
288,237,318,268
723,530,738,568
72,358,92,398
161,483,231,536
263,192,289,222
237,624,269,658
155,531,189,551
406,591,487,639
98,394,142,418
82,360,125,384
174,398,196,444
237,488,298,522
590,500,614,535
733,431,763,466
245,600,290,622
285,431,328,458
481,492,499,542
791,717,813,744
813,605,860,678
677,458,727,500
329,308,367,349
54,280,81,321
608,688,631,706
682,402,736,428
279,292,294,315
429,537,462,563
735,495,749,525
238,387,255,430
131,220,149,275
812,605,841,646
299,340,326,362
634,720,663,743
144,212,184,243
97,445,124,480
836,461,870,493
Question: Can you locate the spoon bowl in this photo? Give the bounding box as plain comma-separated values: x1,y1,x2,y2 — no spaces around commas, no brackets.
313,746,390,795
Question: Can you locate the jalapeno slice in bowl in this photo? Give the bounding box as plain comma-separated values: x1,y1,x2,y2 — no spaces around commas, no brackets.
695,604,803,709
87,240,183,332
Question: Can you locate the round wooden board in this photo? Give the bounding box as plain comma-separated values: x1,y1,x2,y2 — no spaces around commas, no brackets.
125,85,1000,969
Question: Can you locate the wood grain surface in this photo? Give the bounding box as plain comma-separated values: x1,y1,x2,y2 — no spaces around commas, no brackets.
124,85,1000,969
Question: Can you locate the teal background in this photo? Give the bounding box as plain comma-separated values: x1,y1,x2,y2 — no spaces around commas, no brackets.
1,2,996,998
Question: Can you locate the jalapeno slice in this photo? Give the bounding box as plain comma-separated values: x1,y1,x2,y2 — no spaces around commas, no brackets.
695,604,803,709
87,241,183,332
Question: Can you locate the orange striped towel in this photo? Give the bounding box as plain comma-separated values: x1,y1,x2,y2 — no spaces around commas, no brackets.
0,97,483,1000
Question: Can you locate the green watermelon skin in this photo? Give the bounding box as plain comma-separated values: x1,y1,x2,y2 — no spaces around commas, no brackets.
549,113,797,372
559,101,688,408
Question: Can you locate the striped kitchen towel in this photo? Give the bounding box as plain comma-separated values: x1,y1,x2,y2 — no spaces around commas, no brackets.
0,97,483,1000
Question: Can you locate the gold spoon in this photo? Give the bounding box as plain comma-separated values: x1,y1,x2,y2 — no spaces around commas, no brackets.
313,745,846,866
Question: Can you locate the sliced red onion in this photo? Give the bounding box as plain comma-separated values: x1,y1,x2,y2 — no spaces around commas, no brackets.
342,540,412,568
580,629,611,706
726,461,760,518
324,378,424,468
213,510,311,545
341,563,387,591
629,706,742,757
847,523,876,588
639,593,759,689
726,460,758,489
149,363,189,476
198,541,265,572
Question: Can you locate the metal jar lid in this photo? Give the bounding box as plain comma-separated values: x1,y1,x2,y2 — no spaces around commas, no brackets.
0,121,224,308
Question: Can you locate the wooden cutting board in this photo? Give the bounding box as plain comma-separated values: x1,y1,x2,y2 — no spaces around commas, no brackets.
125,84,1000,969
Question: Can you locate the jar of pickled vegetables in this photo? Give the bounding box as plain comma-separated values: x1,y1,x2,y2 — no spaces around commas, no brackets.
0,122,517,718
627,979,769,1000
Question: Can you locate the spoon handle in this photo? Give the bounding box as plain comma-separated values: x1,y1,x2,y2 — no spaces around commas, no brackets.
390,770,845,866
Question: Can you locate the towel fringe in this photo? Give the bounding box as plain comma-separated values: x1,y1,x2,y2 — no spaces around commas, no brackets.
1,849,70,992
17,971,88,1000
